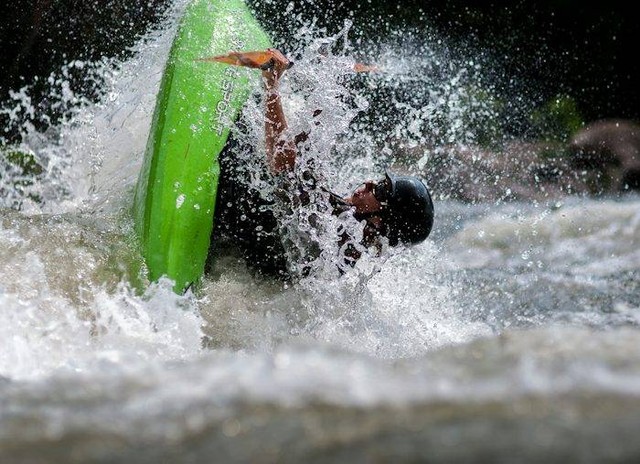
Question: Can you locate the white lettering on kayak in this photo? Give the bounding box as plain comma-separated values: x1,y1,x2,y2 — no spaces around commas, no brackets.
214,37,246,136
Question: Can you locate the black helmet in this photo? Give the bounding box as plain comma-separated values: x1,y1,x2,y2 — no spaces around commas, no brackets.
380,170,434,246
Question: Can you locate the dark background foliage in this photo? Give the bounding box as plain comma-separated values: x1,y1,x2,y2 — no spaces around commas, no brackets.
0,0,170,142
0,0,637,143
247,0,638,123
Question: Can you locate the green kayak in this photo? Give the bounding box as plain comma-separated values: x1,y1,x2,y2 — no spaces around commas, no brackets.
134,0,272,293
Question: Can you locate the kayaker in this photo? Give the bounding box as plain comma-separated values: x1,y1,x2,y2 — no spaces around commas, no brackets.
207,49,434,279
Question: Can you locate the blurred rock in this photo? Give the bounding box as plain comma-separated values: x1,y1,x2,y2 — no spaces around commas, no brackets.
569,119,640,192
393,141,594,203
390,119,640,203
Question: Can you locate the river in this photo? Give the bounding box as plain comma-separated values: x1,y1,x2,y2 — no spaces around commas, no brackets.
1,2,639,462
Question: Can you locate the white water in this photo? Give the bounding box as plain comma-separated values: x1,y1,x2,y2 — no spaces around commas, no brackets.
1,3,639,462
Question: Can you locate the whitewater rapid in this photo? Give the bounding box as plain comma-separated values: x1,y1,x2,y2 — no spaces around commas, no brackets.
1,2,639,462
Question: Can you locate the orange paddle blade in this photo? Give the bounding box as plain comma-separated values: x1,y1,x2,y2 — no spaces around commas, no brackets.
197,50,276,69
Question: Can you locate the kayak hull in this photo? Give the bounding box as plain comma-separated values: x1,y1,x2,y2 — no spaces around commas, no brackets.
134,0,271,293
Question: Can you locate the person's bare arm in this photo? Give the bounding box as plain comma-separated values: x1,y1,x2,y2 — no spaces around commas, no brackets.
259,53,328,174
201,48,372,174
199,49,297,174
261,62,298,174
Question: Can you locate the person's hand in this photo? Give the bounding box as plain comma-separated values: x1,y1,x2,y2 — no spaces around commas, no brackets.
257,49,293,88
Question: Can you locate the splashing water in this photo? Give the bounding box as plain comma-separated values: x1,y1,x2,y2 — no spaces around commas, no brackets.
0,0,487,384
203,22,489,357
1,2,639,462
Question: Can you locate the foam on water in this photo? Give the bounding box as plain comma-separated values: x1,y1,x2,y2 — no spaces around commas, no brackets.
2,327,640,464
0,278,204,381
446,198,640,274
0,212,204,381
200,238,490,359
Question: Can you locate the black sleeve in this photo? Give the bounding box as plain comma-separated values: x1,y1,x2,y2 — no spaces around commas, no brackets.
210,135,290,279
